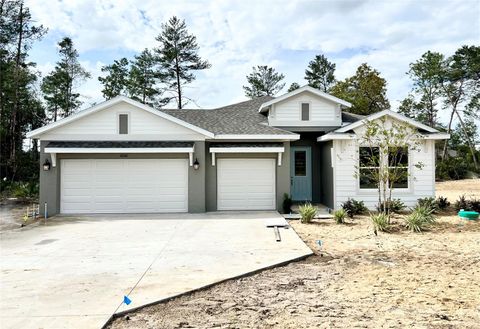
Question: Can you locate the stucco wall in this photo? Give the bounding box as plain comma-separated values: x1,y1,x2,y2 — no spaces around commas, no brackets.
39,141,206,216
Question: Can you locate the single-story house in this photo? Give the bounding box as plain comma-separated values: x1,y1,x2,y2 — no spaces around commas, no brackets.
27,86,449,216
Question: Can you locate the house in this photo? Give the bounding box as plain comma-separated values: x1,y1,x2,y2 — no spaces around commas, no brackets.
27,86,449,216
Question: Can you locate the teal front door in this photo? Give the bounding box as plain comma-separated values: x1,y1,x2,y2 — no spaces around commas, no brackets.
290,146,312,201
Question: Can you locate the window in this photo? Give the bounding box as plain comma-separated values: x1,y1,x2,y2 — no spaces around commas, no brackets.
358,146,409,190
301,103,309,121
388,147,409,188
359,147,380,189
294,151,306,176
119,114,128,134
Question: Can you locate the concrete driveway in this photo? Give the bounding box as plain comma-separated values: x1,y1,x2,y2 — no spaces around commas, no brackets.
0,212,312,329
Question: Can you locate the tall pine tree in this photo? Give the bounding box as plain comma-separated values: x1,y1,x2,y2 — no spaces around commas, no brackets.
304,54,336,92
154,16,211,109
41,37,90,120
243,65,285,98
127,49,161,106
98,57,129,99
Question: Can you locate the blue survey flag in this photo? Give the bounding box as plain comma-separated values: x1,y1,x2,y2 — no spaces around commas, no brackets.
123,295,132,305
316,240,323,248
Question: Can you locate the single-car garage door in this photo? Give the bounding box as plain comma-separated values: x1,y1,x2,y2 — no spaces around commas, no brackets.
217,158,276,210
61,158,188,213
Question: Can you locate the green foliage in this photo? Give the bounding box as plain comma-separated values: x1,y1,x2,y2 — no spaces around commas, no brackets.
304,54,336,92
370,213,390,232
330,63,390,115
405,206,436,232
243,65,285,98
417,197,438,213
282,193,292,214
41,37,91,120
455,195,480,212
299,203,316,224
154,16,211,109
1,181,39,200
334,208,347,224
98,58,130,99
128,49,162,106
436,157,470,180
377,199,406,213
341,198,367,218
288,82,300,92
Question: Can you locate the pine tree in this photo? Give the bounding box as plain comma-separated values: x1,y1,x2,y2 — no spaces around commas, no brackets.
41,37,90,120
98,58,129,99
243,65,285,98
154,16,211,109
305,54,336,92
288,82,301,92
127,49,162,106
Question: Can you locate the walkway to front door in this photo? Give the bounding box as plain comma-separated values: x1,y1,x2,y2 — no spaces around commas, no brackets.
290,146,312,201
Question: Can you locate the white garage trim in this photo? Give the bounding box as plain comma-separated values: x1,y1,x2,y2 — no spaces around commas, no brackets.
209,147,284,167
45,147,194,153
217,158,276,211
60,158,188,214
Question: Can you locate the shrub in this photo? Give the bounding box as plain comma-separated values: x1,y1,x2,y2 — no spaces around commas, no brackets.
341,198,367,218
3,181,39,199
417,197,438,213
334,208,347,224
370,213,390,232
282,193,292,214
436,196,450,210
436,157,469,181
405,206,436,232
376,199,406,213
454,195,469,211
299,203,316,223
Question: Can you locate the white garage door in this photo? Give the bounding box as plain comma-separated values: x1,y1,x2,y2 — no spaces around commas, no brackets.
61,159,188,214
217,158,276,210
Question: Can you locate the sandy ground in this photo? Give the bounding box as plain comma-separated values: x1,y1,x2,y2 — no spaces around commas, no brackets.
0,200,39,232
436,178,480,200
109,180,480,329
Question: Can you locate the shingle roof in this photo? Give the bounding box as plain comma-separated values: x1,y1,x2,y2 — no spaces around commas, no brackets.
209,142,283,148
161,96,295,135
46,141,194,148
342,112,365,123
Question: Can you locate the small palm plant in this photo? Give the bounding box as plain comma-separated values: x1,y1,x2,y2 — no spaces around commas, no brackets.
299,203,317,223
334,208,347,224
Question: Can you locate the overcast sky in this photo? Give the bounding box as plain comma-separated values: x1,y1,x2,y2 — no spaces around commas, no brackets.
26,0,479,120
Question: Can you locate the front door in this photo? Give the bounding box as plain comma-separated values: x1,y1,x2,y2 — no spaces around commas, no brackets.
290,146,312,201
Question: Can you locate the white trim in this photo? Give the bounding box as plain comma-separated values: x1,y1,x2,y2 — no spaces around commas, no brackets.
277,152,282,166
27,96,214,138
335,110,439,133
189,152,193,166
51,153,57,167
117,112,130,135
214,134,300,140
258,85,352,112
418,133,450,140
211,153,216,166
318,134,357,141
300,101,311,121
44,147,194,154
209,147,284,153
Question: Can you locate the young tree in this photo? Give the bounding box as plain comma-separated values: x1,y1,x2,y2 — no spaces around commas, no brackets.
330,63,390,115
154,16,211,109
288,82,301,92
304,54,336,92
98,57,129,99
243,65,285,98
41,37,91,120
356,118,423,216
127,49,162,106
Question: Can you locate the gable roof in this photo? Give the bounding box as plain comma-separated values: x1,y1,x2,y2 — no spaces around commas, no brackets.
161,96,298,138
258,85,352,113
26,96,215,139
335,109,440,133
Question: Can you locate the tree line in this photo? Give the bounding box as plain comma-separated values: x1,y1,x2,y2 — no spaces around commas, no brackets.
0,0,478,189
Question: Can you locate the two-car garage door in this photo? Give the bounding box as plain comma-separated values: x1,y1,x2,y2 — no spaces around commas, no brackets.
61,159,188,213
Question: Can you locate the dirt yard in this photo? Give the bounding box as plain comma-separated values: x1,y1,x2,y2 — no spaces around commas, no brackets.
109,179,480,329
436,178,480,200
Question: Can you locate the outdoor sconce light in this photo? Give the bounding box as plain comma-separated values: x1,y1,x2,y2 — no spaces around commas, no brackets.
43,159,51,171
193,158,200,170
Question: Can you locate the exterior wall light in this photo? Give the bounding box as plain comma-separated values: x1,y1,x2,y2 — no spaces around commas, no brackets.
193,158,200,170
43,159,51,171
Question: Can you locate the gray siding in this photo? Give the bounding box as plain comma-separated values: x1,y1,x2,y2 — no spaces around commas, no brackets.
319,141,334,208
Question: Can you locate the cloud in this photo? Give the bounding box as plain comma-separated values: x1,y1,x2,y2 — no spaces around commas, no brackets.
25,0,480,125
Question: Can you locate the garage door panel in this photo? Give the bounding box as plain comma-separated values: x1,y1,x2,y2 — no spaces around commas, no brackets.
217,159,275,211
61,158,188,213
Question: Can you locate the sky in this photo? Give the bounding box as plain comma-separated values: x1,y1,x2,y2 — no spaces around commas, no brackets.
25,0,480,123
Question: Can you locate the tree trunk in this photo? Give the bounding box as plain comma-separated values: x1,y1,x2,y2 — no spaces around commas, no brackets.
175,54,182,109
455,110,479,169
10,2,24,181
442,109,455,161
